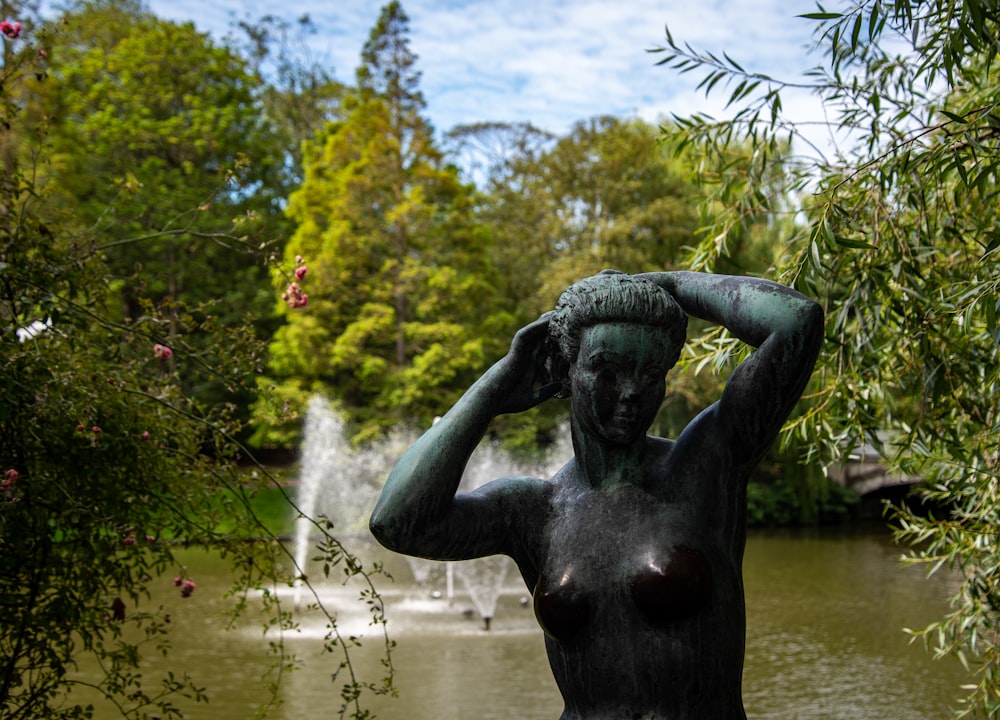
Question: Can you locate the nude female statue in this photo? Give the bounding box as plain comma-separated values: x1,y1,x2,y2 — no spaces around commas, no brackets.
370,270,823,720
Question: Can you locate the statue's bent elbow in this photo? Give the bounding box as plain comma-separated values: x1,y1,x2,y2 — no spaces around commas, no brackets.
368,505,400,552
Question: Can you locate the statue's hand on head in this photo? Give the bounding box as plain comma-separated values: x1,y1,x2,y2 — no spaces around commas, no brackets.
490,313,561,416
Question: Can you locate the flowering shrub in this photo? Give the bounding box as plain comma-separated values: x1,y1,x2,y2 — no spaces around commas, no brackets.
0,469,16,496
1,15,391,720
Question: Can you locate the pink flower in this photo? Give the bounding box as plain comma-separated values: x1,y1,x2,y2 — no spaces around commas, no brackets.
91,426,101,434
123,536,136,546
153,343,173,359
76,424,86,432
1,21,22,39
294,265,307,281
284,282,308,309
1,469,17,491
173,576,183,587
180,579,196,598
141,431,151,441
294,255,304,264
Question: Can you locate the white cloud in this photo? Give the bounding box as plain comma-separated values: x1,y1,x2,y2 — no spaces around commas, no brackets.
134,0,827,138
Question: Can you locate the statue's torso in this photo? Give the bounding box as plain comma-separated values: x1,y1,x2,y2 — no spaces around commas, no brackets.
519,437,748,720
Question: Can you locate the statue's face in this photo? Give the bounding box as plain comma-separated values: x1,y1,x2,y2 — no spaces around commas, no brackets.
569,322,671,445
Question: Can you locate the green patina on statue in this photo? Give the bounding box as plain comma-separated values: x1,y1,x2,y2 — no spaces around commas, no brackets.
370,270,823,720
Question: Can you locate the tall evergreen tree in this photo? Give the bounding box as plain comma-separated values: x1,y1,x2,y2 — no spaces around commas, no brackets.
259,2,508,443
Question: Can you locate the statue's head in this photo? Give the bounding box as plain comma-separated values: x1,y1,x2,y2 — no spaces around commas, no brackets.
546,270,688,397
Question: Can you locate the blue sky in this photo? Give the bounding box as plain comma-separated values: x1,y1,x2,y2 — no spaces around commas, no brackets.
132,0,829,144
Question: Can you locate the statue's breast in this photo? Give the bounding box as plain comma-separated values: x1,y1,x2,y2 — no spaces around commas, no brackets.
532,563,591,642
628,544,712,623
532,541,713,643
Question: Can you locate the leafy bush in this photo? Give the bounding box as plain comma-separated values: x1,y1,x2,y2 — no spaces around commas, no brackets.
1,13,391,719
747,478,860,528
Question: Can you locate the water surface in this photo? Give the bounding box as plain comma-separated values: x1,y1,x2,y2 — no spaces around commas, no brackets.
78,526,966,719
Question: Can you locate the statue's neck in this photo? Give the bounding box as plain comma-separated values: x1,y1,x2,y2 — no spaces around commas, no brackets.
570,421,646,489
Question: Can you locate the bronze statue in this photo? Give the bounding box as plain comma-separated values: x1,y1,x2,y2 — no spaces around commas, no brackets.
370,270,823,719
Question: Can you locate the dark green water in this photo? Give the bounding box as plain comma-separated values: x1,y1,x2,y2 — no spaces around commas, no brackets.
76,526,968,719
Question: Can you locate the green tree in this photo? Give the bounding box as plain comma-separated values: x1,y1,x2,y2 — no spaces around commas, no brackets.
480,116,701,325
444,120,556,191
654,1,1000,714
20,0,287,423
1,13,391,719
29,0,285,300
259,1,508,444
231,12,347,187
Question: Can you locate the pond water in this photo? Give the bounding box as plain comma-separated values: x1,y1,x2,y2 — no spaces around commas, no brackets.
77,525,967,719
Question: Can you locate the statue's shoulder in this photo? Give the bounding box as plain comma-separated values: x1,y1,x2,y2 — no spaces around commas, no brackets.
645,435,675,454
678,402,727,443
474,475,554,538
659,402,737,465
472,473,553,504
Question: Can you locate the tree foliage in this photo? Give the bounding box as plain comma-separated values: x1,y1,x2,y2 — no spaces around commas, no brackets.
19,0,288,424
29,0,284,270
478,116,701,325
444,120,556,189
653,1,1000,714
231,11,347,188
1,10,392,719
259,1,509,444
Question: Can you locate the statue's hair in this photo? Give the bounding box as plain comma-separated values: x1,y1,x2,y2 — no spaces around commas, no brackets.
547,270,687,393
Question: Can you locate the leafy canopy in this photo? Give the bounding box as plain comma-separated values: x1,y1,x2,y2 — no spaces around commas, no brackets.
258,1,509,444
653,1,1000,715
1,8,392,719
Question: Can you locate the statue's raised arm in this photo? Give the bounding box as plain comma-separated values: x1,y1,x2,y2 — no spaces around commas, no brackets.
639,270,824,469
369,313,558,562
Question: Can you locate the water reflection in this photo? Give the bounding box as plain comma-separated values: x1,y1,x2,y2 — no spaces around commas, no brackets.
78,526,966,719
742,528,963,719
